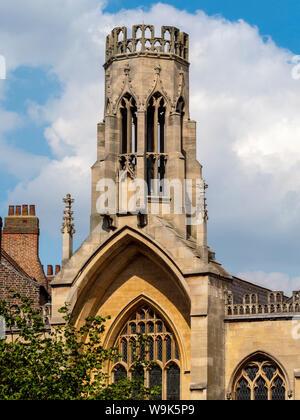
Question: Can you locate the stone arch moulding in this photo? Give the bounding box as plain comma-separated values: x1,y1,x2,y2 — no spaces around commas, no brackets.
112,66,140,115
227,350,291,399
144,66,172,112
115,90,139,116
67,226,191,320
146,89,170,113
103,294,189,373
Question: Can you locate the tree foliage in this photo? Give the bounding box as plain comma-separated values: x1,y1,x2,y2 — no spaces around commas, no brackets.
0,292,160,400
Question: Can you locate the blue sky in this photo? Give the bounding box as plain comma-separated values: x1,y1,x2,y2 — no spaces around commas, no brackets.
1,1,300,294
105,0,300,52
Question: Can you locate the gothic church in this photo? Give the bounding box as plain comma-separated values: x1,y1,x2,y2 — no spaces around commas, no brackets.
30,24,300,400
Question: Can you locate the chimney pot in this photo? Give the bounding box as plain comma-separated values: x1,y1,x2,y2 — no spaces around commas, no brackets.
47,265,53,276
55,265,61,275
8,205,14,216
29,205,36,216
15,205,21,216
22,205,28,216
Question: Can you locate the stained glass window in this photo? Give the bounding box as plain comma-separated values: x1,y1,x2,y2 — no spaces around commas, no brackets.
114,365,127,383
236,378,251,400
166,364,180,400
148,322,154,333
245,365,258,381
149,338,154,361
112,305,181,400
233,356,286,400
272,377,286,401
166,336,172,361
122,339,128,363
131,338,136,363
149,366,162,400
263,365,276,381
254,378,268,400
157,337,163,361
157,322,163,333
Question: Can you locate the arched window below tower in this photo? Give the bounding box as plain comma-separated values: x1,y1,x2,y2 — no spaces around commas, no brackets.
232,354,287,400
112,305,181,400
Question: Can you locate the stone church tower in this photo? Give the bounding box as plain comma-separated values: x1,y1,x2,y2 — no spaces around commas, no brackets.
51,25,300,400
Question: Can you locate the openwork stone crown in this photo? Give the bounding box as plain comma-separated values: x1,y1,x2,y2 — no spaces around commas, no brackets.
105,24,189,63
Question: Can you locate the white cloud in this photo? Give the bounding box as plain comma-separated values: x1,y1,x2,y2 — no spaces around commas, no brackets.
237,271,300,296
1,2,300,283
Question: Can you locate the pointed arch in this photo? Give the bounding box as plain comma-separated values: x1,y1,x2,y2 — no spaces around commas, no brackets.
107,295,184,399
229,351,290,400
118,92,137,154
146,91,166,153
104,294,186,364
116,90,138,115
112,66,140,115
146,89,169,113
145,64,171,113
67,227,191,342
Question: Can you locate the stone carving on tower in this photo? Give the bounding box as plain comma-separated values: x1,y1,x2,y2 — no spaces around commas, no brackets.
90,23,210,260
50,24,300,401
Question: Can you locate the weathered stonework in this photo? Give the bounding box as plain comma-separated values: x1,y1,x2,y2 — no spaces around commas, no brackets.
51,24,300,400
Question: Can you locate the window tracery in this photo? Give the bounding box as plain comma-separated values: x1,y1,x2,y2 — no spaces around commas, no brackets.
119,93,137,154
233,356,286,400
112,305,180,400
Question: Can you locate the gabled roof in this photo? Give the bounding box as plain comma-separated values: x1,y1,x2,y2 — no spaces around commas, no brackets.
0,248,34,281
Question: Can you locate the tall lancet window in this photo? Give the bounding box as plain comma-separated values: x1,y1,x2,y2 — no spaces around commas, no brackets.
176,97,185,153
120,93,137,154
147,92,167,195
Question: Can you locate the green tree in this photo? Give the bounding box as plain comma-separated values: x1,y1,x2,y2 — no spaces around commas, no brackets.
0,292,160,400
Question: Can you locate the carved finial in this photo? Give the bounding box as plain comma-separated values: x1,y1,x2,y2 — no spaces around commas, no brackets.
61,194,75,235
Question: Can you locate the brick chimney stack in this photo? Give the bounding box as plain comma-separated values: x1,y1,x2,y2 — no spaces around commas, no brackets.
1,205,48,290
0,217,2,263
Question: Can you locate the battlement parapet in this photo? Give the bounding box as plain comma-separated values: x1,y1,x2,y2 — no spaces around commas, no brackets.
225,290,300,318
